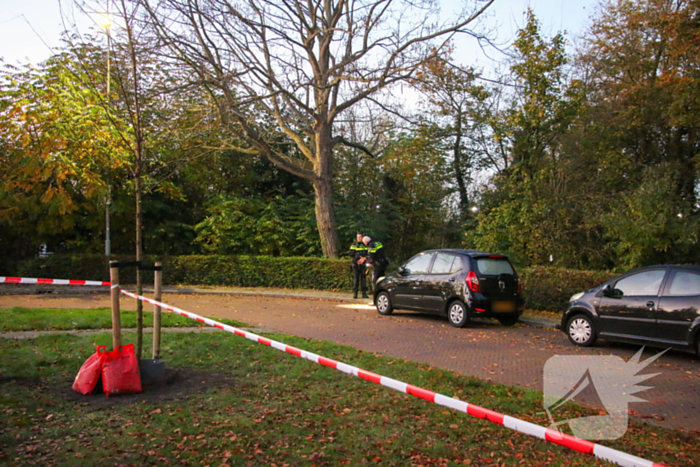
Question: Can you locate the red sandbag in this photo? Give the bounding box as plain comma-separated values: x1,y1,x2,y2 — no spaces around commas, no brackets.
72,345,107,395
102,344,142,396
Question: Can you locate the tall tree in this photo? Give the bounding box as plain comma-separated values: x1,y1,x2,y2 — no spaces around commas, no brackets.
333,120,459,261
413,51,496,217
582,0,699,202
576,0,700,267
142,0,495,257
473,10,586,266
505,9,583,177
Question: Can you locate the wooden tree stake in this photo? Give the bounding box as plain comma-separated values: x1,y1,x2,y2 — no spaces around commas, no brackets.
152,262,162,359
109,261,122,348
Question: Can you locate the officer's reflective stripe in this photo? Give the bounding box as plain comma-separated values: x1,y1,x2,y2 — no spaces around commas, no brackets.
369,242,383,253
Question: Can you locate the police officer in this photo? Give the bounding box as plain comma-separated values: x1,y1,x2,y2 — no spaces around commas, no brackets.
360,235,389,294
349,232,369,299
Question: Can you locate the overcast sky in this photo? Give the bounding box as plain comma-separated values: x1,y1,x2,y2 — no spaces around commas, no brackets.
1,0,600,67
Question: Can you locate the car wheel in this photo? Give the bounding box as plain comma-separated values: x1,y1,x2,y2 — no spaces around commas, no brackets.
447,300,469,328
567,314,596,347
376,292,393,316
497,316,519,326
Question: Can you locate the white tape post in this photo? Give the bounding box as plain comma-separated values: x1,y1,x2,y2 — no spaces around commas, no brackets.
0,276,110,287
119,289,666,467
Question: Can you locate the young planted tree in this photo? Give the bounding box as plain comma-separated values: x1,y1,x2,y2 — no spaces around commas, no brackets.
142,0,495,257
65,0,203,358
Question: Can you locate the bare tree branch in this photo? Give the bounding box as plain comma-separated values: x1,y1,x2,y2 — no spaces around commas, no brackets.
332,135,378,158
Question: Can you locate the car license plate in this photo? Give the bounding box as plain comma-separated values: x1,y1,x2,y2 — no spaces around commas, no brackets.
493,301,515,313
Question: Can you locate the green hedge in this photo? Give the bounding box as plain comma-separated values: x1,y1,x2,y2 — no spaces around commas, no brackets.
164,256,352,290
14,255,116,283
521,266,615,312
4,255,616,311
6,254,354,291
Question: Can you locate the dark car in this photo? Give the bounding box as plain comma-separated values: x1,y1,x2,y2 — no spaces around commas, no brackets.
373,249,524,327
561,265,700,355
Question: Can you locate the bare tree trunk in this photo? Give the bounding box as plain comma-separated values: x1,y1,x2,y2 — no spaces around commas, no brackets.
452,111,470,215
314,178,339,258
135,164,143,359
315,126,339,258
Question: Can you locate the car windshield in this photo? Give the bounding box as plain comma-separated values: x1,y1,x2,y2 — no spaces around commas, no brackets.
476,258,514,276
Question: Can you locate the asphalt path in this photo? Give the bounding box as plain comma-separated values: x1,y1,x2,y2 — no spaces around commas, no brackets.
1,292,699,433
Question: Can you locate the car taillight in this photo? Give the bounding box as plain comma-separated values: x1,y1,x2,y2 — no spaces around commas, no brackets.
466,270,481,293
515,273,523,293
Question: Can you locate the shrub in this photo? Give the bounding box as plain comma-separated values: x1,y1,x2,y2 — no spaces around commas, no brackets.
165,255,352,290
521,266,615,312
5,254,353,291
14,255,115,282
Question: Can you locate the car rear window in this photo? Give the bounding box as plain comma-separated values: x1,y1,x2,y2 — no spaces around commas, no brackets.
476,258,514,276
666,270,700,296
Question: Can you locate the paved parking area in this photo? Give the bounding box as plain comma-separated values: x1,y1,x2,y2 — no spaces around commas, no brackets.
1,291,698,433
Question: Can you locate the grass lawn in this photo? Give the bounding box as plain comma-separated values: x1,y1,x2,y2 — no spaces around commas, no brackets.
0,307,694,466
0,307,246,332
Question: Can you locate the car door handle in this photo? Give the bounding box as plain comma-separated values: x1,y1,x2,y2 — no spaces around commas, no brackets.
646,301,655,308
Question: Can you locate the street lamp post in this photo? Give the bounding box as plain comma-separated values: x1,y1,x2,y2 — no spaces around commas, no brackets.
95,12,112,256
105,188,111,256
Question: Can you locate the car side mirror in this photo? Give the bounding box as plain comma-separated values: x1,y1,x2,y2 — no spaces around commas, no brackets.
602,284,623,298
602,284,614,297
398,267,409,276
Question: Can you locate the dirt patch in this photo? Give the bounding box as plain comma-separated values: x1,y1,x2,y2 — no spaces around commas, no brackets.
0,375,42,386
9,369,237,410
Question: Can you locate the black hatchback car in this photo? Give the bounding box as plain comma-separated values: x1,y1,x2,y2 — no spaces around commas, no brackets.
373,249,524,327
561,265,700,355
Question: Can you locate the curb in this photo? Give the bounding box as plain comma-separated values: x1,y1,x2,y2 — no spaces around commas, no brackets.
163,288,362,302
519,317,559,329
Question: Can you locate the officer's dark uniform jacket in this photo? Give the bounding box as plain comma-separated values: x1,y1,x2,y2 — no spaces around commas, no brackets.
366,240,388,266
366,239,388,292
349,241,368,265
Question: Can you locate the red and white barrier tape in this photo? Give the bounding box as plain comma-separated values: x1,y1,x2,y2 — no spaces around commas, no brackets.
121,288,664,467
0,276,110,286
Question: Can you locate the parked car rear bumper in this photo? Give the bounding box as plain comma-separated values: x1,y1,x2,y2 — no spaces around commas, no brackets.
467,297,525,318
